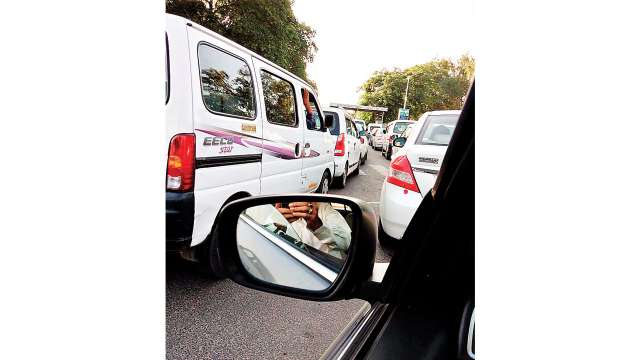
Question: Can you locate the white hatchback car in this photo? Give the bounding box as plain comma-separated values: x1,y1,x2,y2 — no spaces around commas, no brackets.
381,120,414,160
324,107,362,188
353,120,368,164
370,127,385,150
378,110,461,245
367,123,382,146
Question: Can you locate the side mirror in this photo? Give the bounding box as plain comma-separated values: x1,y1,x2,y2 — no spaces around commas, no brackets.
215,194,377,301
382,129,387,134
324,114,334,129
393,136,407,148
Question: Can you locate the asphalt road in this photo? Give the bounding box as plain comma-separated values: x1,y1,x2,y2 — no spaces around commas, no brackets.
166,145,392,360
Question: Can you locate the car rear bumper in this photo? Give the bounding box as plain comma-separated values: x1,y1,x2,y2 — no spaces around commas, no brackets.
333,157,348,177
379,181,423,240
166,191,194,250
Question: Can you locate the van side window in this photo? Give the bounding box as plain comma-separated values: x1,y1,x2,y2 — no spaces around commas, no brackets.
301,89,323,131
260,70,298,127
198,43,255,119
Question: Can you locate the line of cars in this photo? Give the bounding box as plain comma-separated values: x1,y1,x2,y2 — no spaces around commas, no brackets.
165,14,367,273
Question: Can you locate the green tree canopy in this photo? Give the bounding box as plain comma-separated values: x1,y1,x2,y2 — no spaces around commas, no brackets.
358,54,475,122
167,0,317,82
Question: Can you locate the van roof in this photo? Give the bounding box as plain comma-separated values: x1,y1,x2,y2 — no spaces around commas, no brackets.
167,14,315,91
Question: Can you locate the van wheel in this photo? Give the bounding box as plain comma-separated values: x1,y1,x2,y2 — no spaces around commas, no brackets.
316,171,330,194
197,224,224,279
361,152,367,165
354,157,360,175
385,146,392,160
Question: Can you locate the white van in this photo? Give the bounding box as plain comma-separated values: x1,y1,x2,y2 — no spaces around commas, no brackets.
166,14,335,274
324,106,362,188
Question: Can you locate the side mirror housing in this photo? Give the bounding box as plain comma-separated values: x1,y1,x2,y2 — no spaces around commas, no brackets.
324,114,334,129
393,137,407,148
215,194,377,301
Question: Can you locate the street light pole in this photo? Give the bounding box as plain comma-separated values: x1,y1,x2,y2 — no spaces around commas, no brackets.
403,76,411,109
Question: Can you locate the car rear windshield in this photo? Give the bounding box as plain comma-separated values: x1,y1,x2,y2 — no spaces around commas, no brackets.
415,114,459,146
325,111,340,136
393,122,412,134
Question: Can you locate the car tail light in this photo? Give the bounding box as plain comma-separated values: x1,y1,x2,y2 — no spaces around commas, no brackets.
360,137,365,144
386,155,420,193
334,133,345,156
167,133,195,191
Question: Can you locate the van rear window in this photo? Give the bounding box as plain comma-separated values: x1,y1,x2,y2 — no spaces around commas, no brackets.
198,43,256,119
325,111,340,136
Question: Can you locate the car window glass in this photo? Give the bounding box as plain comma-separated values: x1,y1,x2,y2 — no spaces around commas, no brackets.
402,125,414,138
393,122,410,134
260,70,297,127
416,114,459,145
325,111,340,136
198,43,255,119
301,89,323,131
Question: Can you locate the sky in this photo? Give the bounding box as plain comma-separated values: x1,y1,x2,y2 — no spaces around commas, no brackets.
292,0,474,105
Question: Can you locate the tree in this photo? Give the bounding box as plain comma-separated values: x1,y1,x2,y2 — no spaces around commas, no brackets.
166,0,317,83
359,54,475,122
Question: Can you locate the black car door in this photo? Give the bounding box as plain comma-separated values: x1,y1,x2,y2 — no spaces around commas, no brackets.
322,83,474,360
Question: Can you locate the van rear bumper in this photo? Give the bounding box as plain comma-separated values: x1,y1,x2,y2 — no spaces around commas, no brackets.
166,191,194,251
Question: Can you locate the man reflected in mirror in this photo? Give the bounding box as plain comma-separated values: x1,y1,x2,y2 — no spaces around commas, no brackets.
276,202,351,259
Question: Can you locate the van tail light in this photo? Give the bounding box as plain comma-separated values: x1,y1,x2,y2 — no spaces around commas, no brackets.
167,133,196,191
334,133,345,156
386,155,420,193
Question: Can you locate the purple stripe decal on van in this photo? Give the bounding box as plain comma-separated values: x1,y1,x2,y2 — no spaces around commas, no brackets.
195,127,314,160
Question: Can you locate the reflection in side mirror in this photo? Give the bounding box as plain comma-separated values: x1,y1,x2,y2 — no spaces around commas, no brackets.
324,114,334,129
237,201,354,291
393,137,407,148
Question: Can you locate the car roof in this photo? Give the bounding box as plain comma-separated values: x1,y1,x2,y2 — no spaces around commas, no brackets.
419,110,462,119
386,120,415,126
167,14,315,92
